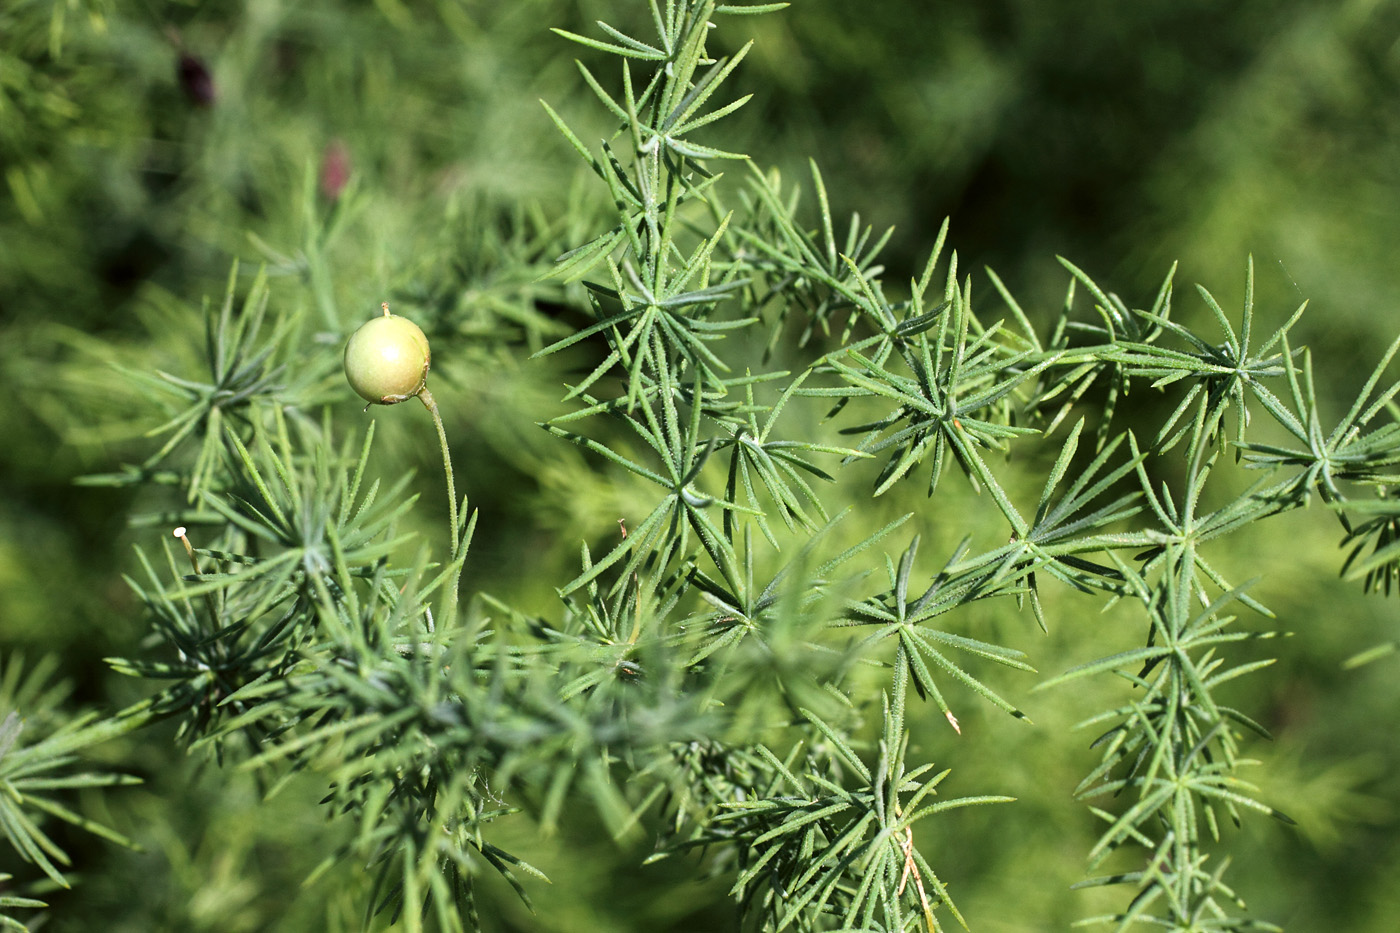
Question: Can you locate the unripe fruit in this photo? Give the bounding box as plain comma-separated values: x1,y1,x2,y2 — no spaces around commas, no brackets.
343,305,431,405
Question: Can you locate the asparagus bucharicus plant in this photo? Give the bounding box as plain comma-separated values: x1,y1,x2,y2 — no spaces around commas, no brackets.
8,1,1400,931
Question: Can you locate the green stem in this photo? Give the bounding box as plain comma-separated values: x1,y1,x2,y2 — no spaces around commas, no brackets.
417,385,460,561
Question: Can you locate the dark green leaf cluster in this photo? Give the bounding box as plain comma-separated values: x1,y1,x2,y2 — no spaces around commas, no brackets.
0,657,143,929
523,6,1400,930
9,2,1400,931
676,670,1011,933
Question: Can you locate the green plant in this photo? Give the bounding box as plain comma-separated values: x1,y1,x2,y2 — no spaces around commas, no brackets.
0,657,145,931
5,1,1400,932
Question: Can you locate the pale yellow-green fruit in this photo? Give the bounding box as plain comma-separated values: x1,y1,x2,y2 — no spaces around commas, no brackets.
343,310,431,405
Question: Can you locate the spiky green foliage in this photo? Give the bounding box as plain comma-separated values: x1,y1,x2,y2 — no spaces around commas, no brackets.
0,657,143,929
6,2,1400,932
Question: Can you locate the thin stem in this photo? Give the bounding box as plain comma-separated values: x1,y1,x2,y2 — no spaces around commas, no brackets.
417,386,460,559
174,526,220,628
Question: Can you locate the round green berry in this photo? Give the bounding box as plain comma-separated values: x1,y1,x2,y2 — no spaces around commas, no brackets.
343,305,431,405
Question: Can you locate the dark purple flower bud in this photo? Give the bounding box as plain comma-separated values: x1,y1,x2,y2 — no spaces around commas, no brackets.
177,53,216,107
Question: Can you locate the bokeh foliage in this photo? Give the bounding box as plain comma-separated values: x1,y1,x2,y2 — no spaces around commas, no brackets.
3,1,1400,931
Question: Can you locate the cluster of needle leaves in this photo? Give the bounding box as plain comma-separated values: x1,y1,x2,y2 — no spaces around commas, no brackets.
7,2,1400,932
519,5,1400,931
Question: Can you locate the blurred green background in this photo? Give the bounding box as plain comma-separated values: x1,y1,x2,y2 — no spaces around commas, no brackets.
3,0,1399,930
